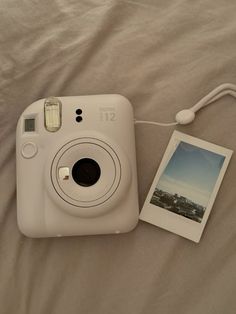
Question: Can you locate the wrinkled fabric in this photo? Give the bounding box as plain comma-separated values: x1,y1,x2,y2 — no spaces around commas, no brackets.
0,1,236,313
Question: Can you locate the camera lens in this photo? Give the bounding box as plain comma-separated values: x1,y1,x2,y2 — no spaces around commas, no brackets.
72,158,101,187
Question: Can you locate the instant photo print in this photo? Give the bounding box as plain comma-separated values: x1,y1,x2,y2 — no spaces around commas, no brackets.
140,131,233,242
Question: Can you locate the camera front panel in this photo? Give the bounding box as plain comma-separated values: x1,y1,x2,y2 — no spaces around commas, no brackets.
16,94,139,237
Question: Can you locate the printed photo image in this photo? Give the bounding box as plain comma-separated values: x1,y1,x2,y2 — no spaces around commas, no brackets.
150,141,226,223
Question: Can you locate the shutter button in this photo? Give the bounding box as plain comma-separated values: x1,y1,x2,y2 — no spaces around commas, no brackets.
21,142,38,159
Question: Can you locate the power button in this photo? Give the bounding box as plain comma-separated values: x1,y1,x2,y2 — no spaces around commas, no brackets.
21,142,38,159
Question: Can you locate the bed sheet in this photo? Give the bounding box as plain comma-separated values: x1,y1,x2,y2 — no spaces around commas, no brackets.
0,1,236,313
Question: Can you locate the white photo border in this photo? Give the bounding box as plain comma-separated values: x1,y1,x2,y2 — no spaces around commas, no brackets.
139,130,233,243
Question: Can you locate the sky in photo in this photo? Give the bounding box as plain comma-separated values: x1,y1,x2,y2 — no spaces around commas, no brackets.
156,141,225,207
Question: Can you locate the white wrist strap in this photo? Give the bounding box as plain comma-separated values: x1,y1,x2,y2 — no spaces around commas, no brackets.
135,83,236,126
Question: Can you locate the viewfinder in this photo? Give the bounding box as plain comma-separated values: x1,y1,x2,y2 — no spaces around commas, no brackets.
24,118,35,132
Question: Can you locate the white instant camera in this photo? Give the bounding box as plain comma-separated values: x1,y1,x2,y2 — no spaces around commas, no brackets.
16,95,139,237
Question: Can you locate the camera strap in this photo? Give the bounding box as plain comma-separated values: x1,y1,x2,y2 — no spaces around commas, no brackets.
134,83,236,127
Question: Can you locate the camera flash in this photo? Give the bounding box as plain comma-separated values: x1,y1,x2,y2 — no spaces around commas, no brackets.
44,97,62,132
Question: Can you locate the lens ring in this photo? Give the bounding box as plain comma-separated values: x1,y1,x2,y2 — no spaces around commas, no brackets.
49,136,129,215
72,158,101,187
54,141,118,205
